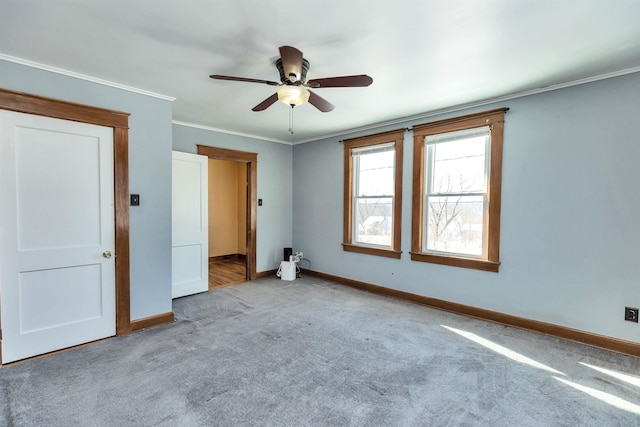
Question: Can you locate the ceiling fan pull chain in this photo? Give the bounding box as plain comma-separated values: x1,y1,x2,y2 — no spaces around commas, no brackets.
289,105,294,134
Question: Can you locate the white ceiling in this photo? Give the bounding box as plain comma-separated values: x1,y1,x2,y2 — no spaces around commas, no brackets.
2,0,640,144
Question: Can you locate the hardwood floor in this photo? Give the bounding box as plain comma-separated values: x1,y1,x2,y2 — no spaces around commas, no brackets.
209,257,247,290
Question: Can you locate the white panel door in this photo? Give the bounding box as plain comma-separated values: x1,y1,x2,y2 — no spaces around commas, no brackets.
0,110,115,364
172,151,208,298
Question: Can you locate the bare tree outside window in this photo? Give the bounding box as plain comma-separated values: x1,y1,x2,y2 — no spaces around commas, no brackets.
425,132,488,257
411,108,505,271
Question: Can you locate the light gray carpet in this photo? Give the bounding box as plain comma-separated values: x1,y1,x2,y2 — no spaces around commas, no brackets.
1,275,639,426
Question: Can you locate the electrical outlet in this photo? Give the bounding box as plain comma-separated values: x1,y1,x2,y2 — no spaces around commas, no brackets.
295,251,303,259
624,307,639,323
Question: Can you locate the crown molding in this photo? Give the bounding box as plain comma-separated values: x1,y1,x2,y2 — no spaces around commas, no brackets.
293,65,640,145
4,52,638,144
172,120,291,145
0,53,176,101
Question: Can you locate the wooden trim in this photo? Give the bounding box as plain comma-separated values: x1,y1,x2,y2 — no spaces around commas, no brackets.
256,269,278,279
197,145,257,281
247,161,257,281
130,311,175,332
411,130,425,256
392,134,404,252
342,243,401,259
487,118,504,263
409,252,500,272
412,108,508,133
411,108,505,272
302,269,640,358
209,254,247,262
114,127,131,334
343,128,406,146
0,88,129,129
197,145,257,163
0,89,132,341
343,140,353,245
343,129,404,256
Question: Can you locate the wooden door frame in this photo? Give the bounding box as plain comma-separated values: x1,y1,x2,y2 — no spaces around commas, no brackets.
197,145,257,280
0,88,133,337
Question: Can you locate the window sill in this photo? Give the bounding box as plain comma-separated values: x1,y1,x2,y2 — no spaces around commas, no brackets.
342,243,402,259
409,251,500,272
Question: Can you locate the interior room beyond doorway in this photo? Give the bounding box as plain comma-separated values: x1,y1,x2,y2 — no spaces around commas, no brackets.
208,158,247,288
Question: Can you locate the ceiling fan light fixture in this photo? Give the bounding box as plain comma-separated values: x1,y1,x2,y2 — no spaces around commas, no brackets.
277,85,310,106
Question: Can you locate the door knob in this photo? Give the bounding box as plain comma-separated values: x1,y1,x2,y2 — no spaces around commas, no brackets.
103,250,112,259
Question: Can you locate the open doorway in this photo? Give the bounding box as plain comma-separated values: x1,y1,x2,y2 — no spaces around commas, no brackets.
197,145,257,287
208,158,247,288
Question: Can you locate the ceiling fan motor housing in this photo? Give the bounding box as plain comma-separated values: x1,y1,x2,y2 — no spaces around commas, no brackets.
276,58,310,85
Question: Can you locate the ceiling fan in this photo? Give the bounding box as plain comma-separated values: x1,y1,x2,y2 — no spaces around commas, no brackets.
210,46,373,113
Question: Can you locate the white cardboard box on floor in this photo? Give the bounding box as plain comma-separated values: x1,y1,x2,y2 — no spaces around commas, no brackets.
277,261,296,281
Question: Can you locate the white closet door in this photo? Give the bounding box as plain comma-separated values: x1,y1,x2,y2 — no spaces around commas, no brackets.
172,151,208,298
0,110,115,363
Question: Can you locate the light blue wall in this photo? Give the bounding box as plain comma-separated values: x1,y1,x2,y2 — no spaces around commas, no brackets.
293,72,640,343
1,59,174,320
172,124,293,272
5,56,638,345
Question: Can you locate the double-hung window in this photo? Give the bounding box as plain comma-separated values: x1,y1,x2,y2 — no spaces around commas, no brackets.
343,130,404,259
411,109,506,272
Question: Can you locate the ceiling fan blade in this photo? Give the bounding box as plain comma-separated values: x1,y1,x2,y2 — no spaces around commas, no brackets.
210,74,280,86
307,74,373,88
252,93,279,111
308,91,335,112
279,46,304,82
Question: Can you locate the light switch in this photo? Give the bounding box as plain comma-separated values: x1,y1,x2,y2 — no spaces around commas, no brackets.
130,194,140,206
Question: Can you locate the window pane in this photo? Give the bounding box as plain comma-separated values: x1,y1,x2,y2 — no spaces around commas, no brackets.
356,150,394,196
354,197,393,246
429,136,486,194
425,195,484,256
